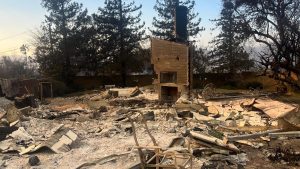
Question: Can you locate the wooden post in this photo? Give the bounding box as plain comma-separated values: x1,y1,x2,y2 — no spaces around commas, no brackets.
129,117,145,169
155,148,159,169
140,112,158,146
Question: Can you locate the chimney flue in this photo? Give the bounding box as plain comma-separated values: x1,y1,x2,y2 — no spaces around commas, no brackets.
175,6,188,43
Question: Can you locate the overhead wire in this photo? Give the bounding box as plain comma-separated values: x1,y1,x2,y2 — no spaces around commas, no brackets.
0,30,32,55
0,48,20,55
0,31,30,42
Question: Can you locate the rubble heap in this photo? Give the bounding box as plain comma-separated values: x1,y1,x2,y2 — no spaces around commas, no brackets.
0,87,300,168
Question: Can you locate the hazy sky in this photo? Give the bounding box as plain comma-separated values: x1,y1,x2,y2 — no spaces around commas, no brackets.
0,0,221,56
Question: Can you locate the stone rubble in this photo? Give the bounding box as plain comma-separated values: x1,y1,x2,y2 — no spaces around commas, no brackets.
0,87,299,168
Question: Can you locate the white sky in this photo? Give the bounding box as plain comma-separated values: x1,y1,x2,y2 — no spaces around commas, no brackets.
0,0,222,57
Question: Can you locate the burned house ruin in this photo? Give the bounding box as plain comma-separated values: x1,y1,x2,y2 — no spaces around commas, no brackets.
151,6,193,102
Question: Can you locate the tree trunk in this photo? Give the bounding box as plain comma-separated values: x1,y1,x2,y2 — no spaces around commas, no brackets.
121,61,126,87
119,0,126,87
61,2,71,85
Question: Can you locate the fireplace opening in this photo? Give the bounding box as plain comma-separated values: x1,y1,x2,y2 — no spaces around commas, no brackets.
161,86,178,102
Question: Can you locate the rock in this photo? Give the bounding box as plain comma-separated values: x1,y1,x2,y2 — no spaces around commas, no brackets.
151,125,159,130
90,95,102,101
98,106,108,112
19,107,32,116
143,111,155,121
124,125,133,134
229,153,249,166
166,113,176,121
177,111,193,119
76,116,91,122
100,128,120,138
224,120,237,127
90,111,103,119
116,108,129,115
0,98,20,123
0,107,5,119
0,97,13,106
193,112,214,121
0,160,7,168
2,155,11,161
1,118,9,126
28,155,40,166
201,161,225,169
176,93,191,104
167,128,176,133
101,91,112,99
207,106,220,115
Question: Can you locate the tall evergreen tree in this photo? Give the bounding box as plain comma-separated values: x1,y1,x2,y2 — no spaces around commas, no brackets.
193,48,210,74
93,0,145,86
151,0,203,41
35,0,92,81
210,0,253,73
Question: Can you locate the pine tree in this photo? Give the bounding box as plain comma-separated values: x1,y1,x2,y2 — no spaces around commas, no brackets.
210,0,253,73
93,0,145,87
151,0,203,41
35,0,92,81
193,47,210,74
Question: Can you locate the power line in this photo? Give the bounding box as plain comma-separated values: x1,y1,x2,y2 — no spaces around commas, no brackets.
0,31,30,42
0,48,19,55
